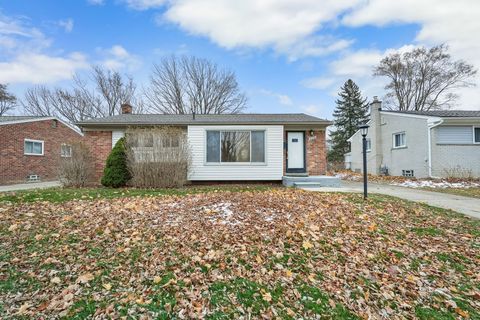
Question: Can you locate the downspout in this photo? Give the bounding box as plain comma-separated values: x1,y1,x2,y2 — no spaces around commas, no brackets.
427,118,444,178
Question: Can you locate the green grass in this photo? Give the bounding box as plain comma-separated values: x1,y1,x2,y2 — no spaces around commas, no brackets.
0,184,277,203
421,187,480,199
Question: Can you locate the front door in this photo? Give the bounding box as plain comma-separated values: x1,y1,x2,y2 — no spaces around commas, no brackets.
287,132,305,173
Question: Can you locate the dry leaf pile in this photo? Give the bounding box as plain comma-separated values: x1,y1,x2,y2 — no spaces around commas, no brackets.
1,189,479,319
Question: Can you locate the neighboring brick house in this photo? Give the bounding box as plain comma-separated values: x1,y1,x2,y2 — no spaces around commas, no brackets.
0,116,84,185
77,104,331,184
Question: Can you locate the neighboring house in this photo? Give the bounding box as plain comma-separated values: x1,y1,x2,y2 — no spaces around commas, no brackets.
77,104,331,183
346,97,480,178
0,116,84,185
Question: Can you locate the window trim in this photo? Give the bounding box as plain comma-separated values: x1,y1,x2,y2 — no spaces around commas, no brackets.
365,138,372,152
24,139,44,156
60,143,72,158
205,129,267,165
392,132,406,149
473,126,480,144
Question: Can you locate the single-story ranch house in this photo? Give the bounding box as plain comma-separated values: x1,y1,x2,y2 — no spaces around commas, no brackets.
0,116,84,185
346,97,480,178
77,104,332,184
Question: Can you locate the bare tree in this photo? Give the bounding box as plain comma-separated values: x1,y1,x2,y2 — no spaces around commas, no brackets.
373,44,477,111
145,55,247,114
91,65,136,116
22,86,56,117
22,66,142,125
0,84,17,115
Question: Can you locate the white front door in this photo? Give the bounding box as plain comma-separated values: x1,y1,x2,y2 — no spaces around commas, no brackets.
287,132,305,172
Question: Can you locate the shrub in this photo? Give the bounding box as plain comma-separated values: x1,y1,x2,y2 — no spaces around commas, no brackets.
101,137,131,188
58,142,94,187
125,127,191,188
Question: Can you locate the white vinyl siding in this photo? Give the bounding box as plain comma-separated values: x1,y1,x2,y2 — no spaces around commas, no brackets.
437,126,474,144
112,130,125,148
188,125,284,180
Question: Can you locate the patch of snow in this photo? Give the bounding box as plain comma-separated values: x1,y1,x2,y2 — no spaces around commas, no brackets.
392,179,480,189
203,202,241,226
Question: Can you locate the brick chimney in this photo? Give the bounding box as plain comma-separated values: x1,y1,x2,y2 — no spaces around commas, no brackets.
121,103,133,114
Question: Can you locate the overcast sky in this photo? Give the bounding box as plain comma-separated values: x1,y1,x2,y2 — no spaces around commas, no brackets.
1,0,479,119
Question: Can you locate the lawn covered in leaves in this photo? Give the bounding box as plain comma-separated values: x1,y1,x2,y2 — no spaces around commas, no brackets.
1,189,479,319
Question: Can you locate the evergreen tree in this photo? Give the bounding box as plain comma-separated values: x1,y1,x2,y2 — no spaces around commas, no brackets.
328,79,369,163
101,137,131,188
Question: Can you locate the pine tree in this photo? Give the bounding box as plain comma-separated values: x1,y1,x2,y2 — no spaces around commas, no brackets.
101,137,131,188
328,79,369,163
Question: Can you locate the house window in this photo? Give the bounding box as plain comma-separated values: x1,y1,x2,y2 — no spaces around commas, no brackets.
366,138,372,152
61,144,72,157
393,132,406,148
24,139,44,156
206,130,265,163
474,127,480,143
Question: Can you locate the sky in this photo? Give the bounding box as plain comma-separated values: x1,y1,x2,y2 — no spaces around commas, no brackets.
1,0,480,120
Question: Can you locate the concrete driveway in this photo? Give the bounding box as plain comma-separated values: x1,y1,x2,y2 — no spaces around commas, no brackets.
303,181,480,219
0,181,61,192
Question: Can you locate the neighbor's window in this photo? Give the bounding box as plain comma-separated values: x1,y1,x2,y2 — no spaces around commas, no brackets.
61,144,72,157
366,138,372,152
393,132,406,148
475,127,480,143
206,130,265,163
24,139,44,156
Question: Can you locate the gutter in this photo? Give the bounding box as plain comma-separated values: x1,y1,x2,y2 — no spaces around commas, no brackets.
427,117,444,178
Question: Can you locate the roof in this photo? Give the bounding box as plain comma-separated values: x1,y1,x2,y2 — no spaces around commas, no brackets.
382,110,480,118
0,115,83,135
0,115,48,123
77,113,332,127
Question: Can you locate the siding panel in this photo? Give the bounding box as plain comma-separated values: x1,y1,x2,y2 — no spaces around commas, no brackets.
188,125,284,180
436,126,473,144
111,130,125,148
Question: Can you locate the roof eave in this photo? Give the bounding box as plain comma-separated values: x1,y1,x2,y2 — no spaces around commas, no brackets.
77,120,332,127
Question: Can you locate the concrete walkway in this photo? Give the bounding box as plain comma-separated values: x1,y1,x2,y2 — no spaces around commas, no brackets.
0,181,61,192
303,181,480,219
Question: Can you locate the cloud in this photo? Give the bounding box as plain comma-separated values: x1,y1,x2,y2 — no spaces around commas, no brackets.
58,18,74,33
158,0,360,59
0,14,87,84
87,0,105,5
260,89,293,106
123,0,166,10
342,0,480,108
98,45,142,71
0,52,88,84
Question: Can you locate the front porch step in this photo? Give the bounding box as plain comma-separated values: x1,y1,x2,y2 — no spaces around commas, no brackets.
282,175,341,188
293,182,324,188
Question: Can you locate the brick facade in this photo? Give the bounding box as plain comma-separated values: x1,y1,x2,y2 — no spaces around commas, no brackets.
0,119,83,185
306,130,327,175
83,131,112,183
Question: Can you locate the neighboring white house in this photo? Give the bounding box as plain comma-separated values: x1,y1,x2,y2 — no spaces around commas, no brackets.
346,97,480,178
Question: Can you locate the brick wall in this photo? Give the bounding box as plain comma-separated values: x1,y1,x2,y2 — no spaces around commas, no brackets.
0,120,83,185
83,131,112,183
306,130,327,175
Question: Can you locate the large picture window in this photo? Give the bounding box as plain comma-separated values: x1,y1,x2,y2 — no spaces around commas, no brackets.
206,130,265,163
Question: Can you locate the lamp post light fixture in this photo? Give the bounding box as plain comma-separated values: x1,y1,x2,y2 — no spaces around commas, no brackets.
358,123,370,199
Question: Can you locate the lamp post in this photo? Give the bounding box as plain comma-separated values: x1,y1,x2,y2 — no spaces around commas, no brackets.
358,124,369,199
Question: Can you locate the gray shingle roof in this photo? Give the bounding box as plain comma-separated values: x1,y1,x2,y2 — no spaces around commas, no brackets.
0,116,48,123
382,110,480,118
77,113,331,127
